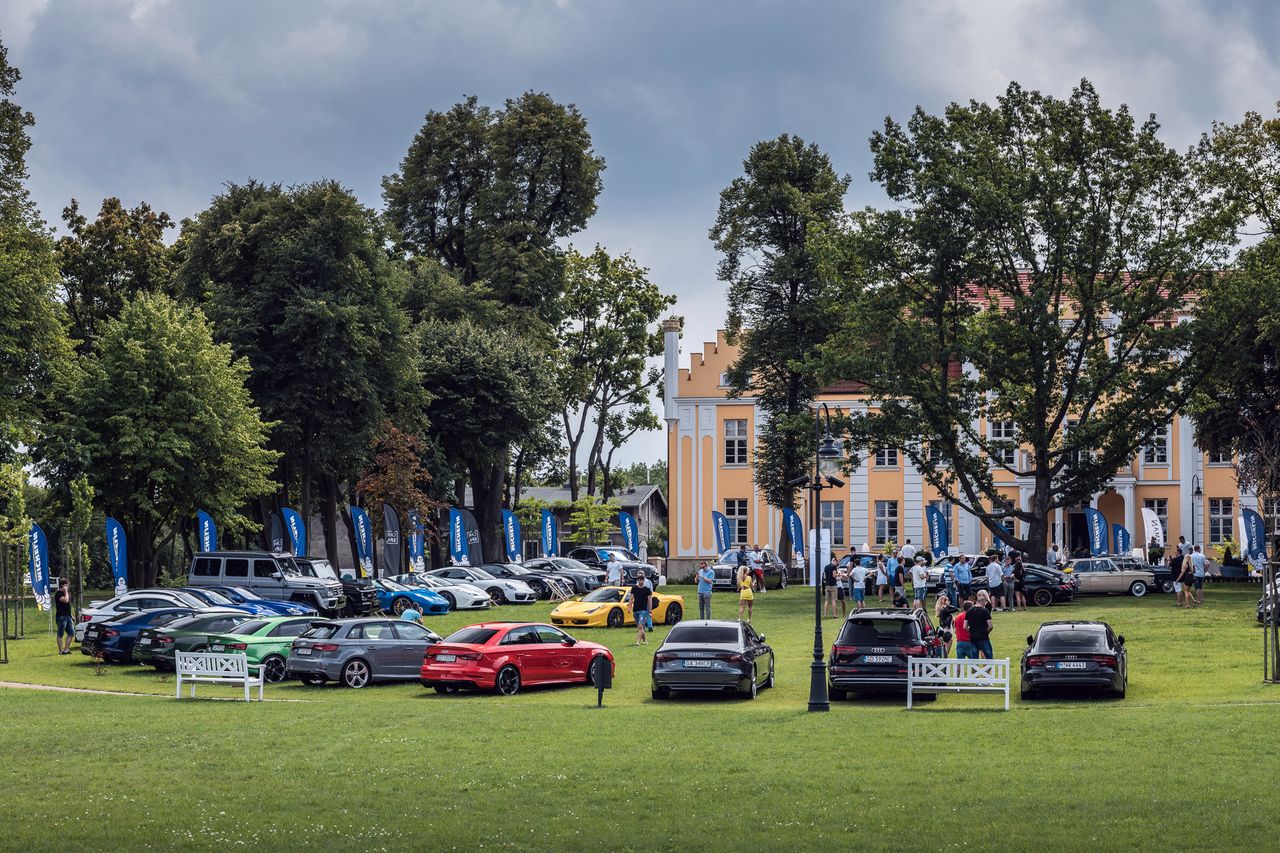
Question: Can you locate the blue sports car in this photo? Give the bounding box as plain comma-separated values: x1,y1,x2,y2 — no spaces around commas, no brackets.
373,579,451,616
179,586,278,616
209,586,317,616
81,608,196,663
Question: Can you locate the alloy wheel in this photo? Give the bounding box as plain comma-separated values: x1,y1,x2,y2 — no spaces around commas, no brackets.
342,659,371,688
496,665,521,696
262,655,287,683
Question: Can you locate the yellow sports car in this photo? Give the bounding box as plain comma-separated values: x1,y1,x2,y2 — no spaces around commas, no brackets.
550,586,685,629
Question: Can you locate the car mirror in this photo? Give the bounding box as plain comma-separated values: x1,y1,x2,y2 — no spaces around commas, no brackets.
271,572,284,580
562,638,577,646
757,634,766,642
1117,635,1125,645
1026,635,1035,645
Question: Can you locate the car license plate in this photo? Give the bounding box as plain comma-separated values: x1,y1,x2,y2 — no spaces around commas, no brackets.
1057,661,1087,670
296,648,312,655
863,655,893,664
138,638,151,646
436,654,456,662
210,644,225,653
684,660,716,668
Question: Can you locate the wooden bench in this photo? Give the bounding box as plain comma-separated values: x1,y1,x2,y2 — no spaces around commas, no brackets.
906,657,1009,710
175,652,264,702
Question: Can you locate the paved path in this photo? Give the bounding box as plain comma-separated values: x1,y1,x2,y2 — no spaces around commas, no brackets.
0,680,308,701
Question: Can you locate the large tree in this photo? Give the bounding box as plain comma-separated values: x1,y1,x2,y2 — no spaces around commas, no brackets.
43,293,277,586
818,80,1233,559
383,92,604,557
176,180,420,563
557,246,674,501
709,134,850,523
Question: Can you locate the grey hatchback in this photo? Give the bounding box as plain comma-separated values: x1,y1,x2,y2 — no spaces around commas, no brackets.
286,618,442,688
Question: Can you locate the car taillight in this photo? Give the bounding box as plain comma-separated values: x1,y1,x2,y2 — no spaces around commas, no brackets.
103,629,119,638
81,615,92,622
654,652,676,662
157,636,175,644
312,643,339,652
455,653,482,661
1092,655,1117,667
227,642,248,650
1027,655,1048,667
1059,583,1072,590
714,653,744,663
902,645,926,657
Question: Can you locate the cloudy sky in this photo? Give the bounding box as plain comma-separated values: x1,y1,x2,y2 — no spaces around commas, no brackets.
4,0,1279,466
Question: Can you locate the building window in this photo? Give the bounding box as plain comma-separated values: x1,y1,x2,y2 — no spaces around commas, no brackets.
874,448,898,468
724,499,749,546
874,500,899,545
1264,498,1280,537
1208,497,1233,545
820,501,845,547
1142,430,1169,465
1143,498,1169,543
724,419,748,465
1207,446,1231,466
991,420,1016,441
928,445,946,467
718,372,730,388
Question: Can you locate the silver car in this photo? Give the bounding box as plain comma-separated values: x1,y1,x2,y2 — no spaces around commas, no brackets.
286,618,442,688
74,588,210,642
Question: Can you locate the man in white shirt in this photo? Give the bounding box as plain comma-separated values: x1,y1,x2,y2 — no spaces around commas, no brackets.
985,559,1005,610
606,554,623,586
1046,543,1060,568
849,559,869,611
910,556,929,609
900,539,917,563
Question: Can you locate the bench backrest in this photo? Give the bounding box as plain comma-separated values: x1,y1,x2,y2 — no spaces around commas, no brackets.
908,657,1009,684
176,651,250,677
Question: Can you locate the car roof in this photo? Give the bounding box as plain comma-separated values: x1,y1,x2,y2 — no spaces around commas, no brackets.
669,619,740,629
1039,620,1109,629
843,609,920,620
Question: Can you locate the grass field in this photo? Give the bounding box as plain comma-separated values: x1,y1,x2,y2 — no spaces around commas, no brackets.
1,584,1277,851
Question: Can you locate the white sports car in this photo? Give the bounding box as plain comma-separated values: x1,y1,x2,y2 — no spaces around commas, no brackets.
73,589,210,641
428,566,537,604
388,573,493,610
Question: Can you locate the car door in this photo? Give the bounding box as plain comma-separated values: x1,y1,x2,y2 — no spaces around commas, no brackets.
253,558,288,600
391,621,440,676
499,626,541,679
351,621,401,678
740,624,762,685
533,624,579,682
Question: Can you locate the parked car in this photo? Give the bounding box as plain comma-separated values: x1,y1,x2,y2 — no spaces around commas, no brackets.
428,566,536,604
549,585,685,628
563,546,653,583
205,585,317,616
1018,563,1078,607
178,586,278,616
287,618,443,688
521,557,604,592
1021,620,1128,699
295,557,379,616
388,573,493,610
708,548,789,591
75,588,210,641
371,578,450,616
133,610,255,669
480,563,576,600
651,620,774,700
81,608,196,663
827,608,942,700
420,622,613,696
1109,556,1174,593
188,551,344,614
207,616,328,683
837,553,890,594
1066,558,1155,597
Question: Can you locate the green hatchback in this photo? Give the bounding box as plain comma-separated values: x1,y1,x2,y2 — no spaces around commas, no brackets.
134,611,256,670
207,616,326,683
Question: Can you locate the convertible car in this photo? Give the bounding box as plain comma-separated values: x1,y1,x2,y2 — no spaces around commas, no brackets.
549,585,684,628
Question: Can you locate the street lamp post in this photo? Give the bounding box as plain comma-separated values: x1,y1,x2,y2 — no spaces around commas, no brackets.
1190,475,1203,547
803,403,845,713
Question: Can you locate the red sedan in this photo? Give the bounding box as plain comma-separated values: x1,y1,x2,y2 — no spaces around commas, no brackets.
420,622,615,696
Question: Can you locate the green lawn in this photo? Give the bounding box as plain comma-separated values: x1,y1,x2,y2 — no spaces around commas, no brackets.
1,584,1276,851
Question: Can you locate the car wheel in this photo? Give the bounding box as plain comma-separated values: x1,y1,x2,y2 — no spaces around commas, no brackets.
341,658,371,689
490,587,508,605
434,684,459,695
746,676,758,699
262,654,287,683
191,644,208,653
1032,588,1053,607
664,603,683,625
442,592,456,610
1159,579,1174,594
778,572,788,590
1129,581,1148,597
829,686,847,701
495,665,521,696
607,608,625,628
764,659,775,689
392,597,411,615
651,685,670,700
1114,676,1127,699
300,674,324,686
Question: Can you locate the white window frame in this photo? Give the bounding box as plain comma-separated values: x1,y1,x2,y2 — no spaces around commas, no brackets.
1207,446,1231,466
820,500,845,547
1142,429,1169,465
1264,498,1280,538
874,500,899,546
874,448,898,469
1208,497,1233,545
723,419,748,466
724,499,749,546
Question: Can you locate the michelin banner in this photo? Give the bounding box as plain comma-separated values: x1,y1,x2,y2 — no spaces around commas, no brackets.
711,510,731,554
407,508,425,571
925,504,949,558
782,508,804,557
618,511,639,554
350,506,374,576
28,523,50,610
501,509,523,562
196,510,218,552
1083,507,1108,556
540,508,559,557
105,516,128,596
450,507,469,564
281,507,306,556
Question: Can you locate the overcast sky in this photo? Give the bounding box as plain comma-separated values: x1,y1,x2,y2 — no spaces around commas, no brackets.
4,0,1279,467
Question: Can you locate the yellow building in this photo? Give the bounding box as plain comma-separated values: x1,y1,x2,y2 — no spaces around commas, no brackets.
660,318,1263,576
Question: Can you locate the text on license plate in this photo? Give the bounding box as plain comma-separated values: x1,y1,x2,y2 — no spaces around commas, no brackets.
435,654,456,662
138,638,151,645
210,645,225,653
684,659,717,668
1057,661,1087,669
295,647,312,655
863,655,894,664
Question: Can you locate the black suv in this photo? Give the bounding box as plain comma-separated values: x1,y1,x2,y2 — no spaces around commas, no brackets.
294,558,378,617
564,546,653,584
828,608,942,699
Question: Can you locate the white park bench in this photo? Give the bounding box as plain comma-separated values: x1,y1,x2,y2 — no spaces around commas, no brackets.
175,651,264,702
906,657,1009,710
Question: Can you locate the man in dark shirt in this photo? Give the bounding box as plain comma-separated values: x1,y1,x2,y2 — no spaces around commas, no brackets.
1170,552,1187,607
967,593,995,659
822,558,838,618
53,578,75,654
629,572,654,645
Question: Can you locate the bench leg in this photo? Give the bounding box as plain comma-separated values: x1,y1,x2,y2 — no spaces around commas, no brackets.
907,681,913,709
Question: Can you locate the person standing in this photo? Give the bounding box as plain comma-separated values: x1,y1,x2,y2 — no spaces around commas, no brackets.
890,552,907,605
696,561,715,620
953,601,974,659
1170,549,1187,607
1191,545,1207,605
606,554,623,587
850,558,868,612
941,557,958,609
822,557,838,618
900,539,917,563
54,578,75,655
911,556,929,609
968,592,995,659
986,558,1005,611
629,572,653,645
1177,536,1190,557
1012,556,1027,611
1047,542,1061,568
750,544,766,593
737,565,755,623
955,556,973,602
1001,555,1016,612
835,561,850,619
934,594,959,657
874,556,889,604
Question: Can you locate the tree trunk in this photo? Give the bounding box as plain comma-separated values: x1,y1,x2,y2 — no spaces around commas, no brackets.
322,473,341,566
468,456,507,562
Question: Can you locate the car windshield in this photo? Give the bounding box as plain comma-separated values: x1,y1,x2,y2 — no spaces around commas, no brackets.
417,576,445,588
554,558,591,571
665,625,739,645
378,580,408,591
582,588,625,603
1037,628,1108,651
836,617,921,645
445,627,498,645
503,565,533,575
304,560,339,581
599,549,633,562
229,587,262,600
300,623,341,640
466,568,496,580
193,588,234,605
276,555,301,576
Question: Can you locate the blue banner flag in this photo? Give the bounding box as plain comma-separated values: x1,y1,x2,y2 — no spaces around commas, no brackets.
406,509,425,571
105,516,128,596
1242,508,1267,559
449,507,469,564
618,511,639,554
350,506,374,576
196,510,218,552
782,508,805,557
711,510,731,554
28,523,50,611
925,505,950,558
501,509,523,561
540,508,559,557
1083,507,1108,556
1111,524,1131,556
281,507,306,556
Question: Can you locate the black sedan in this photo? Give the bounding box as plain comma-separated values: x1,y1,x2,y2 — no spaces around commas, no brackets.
651,620,774,700
522,557,604,593
480,563,575,600
1020,621,1127,700
1021,564,1078,607
81,608,196,663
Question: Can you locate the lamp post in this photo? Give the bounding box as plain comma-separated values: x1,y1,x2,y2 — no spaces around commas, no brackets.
804,403,845,712
1190,475,1203,547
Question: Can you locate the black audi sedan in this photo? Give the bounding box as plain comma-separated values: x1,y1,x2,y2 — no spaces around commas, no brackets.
1020,621,1127,700
650,620,774,700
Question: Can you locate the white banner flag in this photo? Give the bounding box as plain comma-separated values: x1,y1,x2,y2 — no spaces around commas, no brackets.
1141,507,1164,548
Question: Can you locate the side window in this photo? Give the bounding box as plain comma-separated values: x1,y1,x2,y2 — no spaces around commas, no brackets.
501,626,538,645
207,617,240,633
534,626,568,644
193,557,220,577
115,599,142,612
225,559,249,578
268,621,311,638
394,622,436,642
150,611,185,626
253,560,279,578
